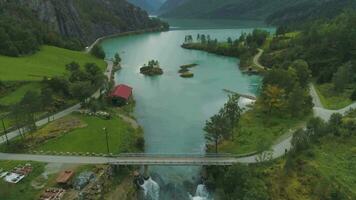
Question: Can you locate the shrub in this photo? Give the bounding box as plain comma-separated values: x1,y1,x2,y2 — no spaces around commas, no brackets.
350,88,356,101
91,44,105,59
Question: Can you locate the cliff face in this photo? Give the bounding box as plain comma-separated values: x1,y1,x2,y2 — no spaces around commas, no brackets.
1,0,165,45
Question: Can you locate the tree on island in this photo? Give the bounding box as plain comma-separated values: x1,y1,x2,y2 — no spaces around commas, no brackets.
140,60,163,76
114,52,121,66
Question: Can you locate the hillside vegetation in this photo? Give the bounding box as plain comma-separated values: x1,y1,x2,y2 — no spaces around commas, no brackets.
0,46,106,81
0,0,168,56
160,0,356,26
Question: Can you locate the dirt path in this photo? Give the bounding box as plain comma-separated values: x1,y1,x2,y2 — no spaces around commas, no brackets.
118,114,139,129
252,48,267,70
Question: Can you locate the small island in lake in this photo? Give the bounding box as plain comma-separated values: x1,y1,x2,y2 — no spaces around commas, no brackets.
178,63,197,78
140,60,163,76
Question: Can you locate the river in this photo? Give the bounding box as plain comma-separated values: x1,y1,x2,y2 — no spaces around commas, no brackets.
101,19,272,200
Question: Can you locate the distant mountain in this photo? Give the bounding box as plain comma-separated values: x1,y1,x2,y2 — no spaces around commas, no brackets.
157,0,189,15
159,0,355,25
127,0,165,14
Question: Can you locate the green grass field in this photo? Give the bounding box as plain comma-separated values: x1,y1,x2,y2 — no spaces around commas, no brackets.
0,45,106,81
315,83,353,110
0,161,45,200
34,114,141,154
0,82,41,106
219,109,308,154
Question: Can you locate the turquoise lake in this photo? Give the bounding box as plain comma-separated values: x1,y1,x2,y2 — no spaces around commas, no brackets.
101,21,272,199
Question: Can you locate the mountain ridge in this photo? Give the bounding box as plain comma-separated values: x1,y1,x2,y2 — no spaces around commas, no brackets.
159,0,356,25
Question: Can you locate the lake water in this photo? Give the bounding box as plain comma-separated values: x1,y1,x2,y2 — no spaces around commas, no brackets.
101,20,272,199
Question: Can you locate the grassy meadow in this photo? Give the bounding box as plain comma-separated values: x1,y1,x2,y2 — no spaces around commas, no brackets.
0,45,106,81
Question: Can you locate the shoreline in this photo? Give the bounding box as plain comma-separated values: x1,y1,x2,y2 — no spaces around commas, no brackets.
86,27,169,53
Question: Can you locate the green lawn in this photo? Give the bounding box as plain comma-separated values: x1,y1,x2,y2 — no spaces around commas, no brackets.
219,109,308,154
0,161,45,200
34,114,141,154
0,82,41,106
315,83,353,110
0,45,106,81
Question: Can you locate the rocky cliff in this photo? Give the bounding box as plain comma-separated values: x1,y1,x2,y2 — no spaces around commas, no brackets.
0,0,167,46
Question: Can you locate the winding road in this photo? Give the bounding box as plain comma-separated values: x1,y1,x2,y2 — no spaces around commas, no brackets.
0,46,355,165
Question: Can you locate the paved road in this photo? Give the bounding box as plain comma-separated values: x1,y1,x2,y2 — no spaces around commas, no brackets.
0,135,292,166
310,84,356,121
0,60,113,145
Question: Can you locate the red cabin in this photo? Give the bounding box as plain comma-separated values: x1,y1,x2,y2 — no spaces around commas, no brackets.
110,84,133,105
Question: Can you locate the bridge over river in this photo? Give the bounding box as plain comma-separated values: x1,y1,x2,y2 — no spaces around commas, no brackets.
0,153,269,166
0,132,292,166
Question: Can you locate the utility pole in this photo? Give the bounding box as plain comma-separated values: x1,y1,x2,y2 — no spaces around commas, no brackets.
1,118,9,145
103,127,110,155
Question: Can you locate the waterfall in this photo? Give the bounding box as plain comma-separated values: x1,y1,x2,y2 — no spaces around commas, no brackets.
189,184,210,200
140,177,160,200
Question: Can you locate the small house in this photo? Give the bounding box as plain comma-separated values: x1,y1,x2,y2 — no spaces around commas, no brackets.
110,84,133,106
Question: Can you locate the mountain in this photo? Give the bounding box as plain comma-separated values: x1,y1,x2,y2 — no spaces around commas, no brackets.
157,0,189,15
159,0,355,25
127,0,165,14
0,0,168,56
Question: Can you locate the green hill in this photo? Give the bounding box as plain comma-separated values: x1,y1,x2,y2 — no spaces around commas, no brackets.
0,0,168,56
160,0,355,25
0,45,106,81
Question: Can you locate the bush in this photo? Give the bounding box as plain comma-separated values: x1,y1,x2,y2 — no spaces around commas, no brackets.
350,88,356,101
91,44,105,59
136,136,145,151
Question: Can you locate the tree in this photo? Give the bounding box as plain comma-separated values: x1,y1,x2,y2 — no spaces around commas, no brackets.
113,52,121,66
204,110,229,153
332,64,352,92
291,60,311,89
222,95,242,140
69,81,93,102
40,88,54,122
65,62,80,72
306,117,327,140
19,91,41,131
287,85,306,117
291,128,310,153
261,84,285,113
351,88,356,101
91,44,105,59
328,113,343,136
227,37,233,46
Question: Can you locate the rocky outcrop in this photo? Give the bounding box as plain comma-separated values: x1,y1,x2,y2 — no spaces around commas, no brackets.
0,0,167,45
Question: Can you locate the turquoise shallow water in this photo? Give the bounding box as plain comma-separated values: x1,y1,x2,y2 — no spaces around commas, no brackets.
101,26,270,199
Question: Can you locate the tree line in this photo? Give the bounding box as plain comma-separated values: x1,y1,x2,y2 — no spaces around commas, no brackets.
2,62,106,144
262,11,356,99
182,29,269,68
204,95,242,153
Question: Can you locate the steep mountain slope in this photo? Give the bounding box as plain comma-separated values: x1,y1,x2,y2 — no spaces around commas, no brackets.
127,0,165,13
160,0,355,25
267,0,356,25
0,0,168,56
157,0,189,15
